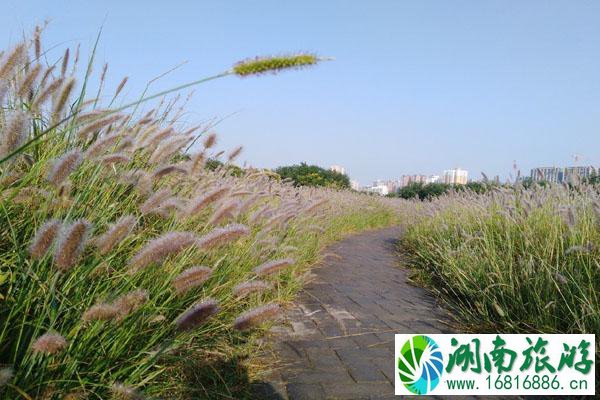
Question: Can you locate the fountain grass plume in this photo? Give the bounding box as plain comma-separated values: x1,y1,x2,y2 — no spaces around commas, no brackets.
82,303,120,322
127,231,199,274
17,63,41,98
140,188,171,215
233,303,281,331
95,215,137,255
172,266,213,294
54,219,91,271
53,77,76,119
100,152,131,165
85,132,123,158
227,145,243,162
232,54,323,77
207,199,239,226
0,110,29,159
253,258,295,277
175,298,219,331
113,289,149,317
60,48,69,76
232,280,273,298
189,151,206,175
78,114,123,141
202,132,217,149
47,149,83,187
110,382,145,400
155,197,185,216
196,223,250,250
187,186,230,216
0,368,13,387
31,332,68,355
0,42,26,80
114,76,128,98
149,135,191,164
33,77,64,109
137,126,172,149
29,218,61,259
151,164,187,180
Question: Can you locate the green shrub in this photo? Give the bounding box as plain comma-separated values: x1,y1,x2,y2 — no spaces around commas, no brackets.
275,163,350,189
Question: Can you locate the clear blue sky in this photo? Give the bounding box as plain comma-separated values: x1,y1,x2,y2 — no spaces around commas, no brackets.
2,1,599,184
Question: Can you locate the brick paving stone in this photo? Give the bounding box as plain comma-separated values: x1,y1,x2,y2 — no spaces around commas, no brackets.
321,382,394,399
346,361,388,383
257,226,473,400
285,383,326,400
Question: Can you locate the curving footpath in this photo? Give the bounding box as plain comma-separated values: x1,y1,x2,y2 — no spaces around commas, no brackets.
253,226,492,400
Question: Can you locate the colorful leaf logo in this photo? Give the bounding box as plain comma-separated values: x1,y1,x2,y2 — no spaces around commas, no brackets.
397,335,444,394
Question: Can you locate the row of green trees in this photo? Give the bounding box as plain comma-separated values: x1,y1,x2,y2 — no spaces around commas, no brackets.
390,181,490,200
265,163,599,195
390,175,599,200
274,163,350,189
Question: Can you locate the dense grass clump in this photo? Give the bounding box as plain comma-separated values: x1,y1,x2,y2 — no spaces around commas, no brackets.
0,28,398,399
403,184,600,335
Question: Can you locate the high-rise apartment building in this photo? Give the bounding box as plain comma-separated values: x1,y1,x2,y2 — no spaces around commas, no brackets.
530,166,596,183
443,168,468,185
330,165,346,175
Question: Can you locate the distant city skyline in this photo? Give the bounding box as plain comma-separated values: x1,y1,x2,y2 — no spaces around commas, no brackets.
1,1,599,183
349,162,598,189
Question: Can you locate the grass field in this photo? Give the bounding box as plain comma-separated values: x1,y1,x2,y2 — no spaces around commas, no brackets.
0,28,400,399
403,184,599,335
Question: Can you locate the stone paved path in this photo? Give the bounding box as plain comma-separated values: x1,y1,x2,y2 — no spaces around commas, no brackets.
254,226,468,399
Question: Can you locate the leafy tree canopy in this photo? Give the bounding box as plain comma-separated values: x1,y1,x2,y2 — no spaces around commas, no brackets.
275,163,350,189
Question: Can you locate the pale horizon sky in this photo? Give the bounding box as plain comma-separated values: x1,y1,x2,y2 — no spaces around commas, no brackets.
1,1,599,185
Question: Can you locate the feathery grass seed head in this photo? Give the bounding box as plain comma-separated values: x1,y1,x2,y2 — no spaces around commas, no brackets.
82,303,120,322
0,43,26,80
60,48,70,76
95,215,137,255
18,63,42,98
207,200,239,226
128,231,199,274
85,132,123,158
31,332,68,354
172,266,213,294
175,298,219,331
189,151,206,175
233,303,280,330
29,218,61,259
113,289,149,317
78,115,123,141
52,77,76,119
202,132,217,149
227,146,243,162
33,77,63,109
232,280,273,298
0,368,13,387
47,148,83,186
233,54,320,77
110,382,144,400
100,152,131,165
114,76,128,98
0,110,29,158
187,186,230,216
196,224,249,250
139,188,171,215
151,164,187,180
54,219,91,271
253,258,295,277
